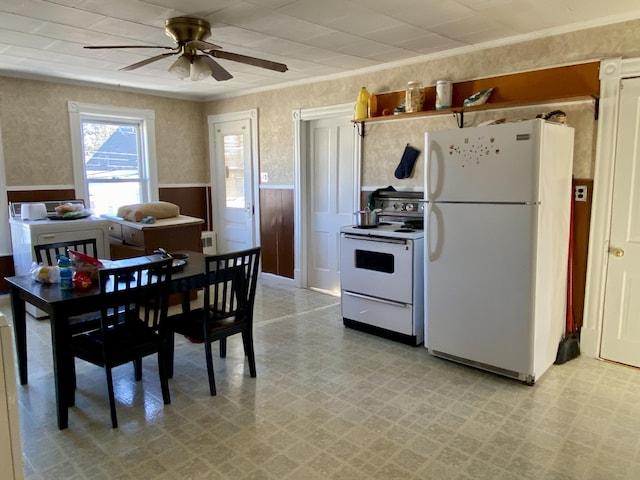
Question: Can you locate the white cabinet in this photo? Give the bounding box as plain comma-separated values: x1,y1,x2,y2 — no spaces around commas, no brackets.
9,216,110,317
0,313,23,480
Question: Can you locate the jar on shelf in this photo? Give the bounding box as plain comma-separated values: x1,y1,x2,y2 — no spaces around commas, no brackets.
405,81,424,113
368,93,377,118
435,80,452,110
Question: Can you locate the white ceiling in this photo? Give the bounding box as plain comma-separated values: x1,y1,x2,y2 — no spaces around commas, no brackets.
1,0,639,101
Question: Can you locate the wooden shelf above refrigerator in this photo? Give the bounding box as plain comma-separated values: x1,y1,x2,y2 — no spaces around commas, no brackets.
353,61,600,129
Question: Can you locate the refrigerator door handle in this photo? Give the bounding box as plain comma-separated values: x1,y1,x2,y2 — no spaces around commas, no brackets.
426,203,443,262
426,139,444,202
426,140,433,202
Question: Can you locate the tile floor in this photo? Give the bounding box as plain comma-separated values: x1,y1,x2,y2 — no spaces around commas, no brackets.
1,278,640,480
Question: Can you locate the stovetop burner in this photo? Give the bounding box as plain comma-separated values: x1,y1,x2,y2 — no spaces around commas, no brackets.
341,222,424,240
354,222,391,229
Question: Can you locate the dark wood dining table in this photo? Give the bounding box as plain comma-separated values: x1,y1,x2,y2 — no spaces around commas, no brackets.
5,250,206,430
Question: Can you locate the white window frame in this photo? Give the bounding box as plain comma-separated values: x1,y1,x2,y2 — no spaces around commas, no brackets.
68,101,159,210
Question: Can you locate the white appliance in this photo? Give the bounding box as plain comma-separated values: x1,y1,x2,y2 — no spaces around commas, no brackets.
340,192,425,346
424,119,574,384
0,313,24,480
9,200,111,318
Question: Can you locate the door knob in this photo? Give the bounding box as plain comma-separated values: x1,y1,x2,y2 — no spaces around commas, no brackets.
610,248,625,257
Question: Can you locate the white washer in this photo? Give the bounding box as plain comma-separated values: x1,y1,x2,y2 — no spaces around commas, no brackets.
9,201,111,318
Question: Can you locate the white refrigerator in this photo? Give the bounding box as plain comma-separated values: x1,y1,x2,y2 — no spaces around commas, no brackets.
424,119,574,384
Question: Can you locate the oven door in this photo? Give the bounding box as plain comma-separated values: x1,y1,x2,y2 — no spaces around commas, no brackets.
340,233,414,303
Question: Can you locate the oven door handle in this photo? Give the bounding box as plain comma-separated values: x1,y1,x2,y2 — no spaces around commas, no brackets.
342,234,407,245
342,290,408,308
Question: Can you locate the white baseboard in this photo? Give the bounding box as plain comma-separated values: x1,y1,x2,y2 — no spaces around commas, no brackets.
260,272,297,287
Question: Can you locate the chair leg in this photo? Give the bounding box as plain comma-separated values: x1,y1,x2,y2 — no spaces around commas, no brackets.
157,351,171,405
242,330,257,378
134,357,142,381
219,337,227,358
204,340,217,396
105,366,118,428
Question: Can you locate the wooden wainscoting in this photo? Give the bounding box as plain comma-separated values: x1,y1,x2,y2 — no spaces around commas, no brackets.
0,256,15,293
159,186,210,231
572,178,593,335
259,188,294,278
7,189,77,203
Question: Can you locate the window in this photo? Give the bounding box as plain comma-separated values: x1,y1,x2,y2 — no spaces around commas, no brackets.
68,102,158,215
222,133,245,208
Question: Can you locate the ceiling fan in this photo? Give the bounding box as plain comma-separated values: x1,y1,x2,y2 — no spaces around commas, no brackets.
84,16,288,81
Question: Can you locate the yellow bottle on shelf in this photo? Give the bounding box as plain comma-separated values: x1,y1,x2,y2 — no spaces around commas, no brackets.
354,87,370,120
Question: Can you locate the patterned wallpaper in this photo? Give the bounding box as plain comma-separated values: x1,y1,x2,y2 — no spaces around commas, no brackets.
207,18,640,186
0,80,208,187
360,102,596,188
1,18,640,189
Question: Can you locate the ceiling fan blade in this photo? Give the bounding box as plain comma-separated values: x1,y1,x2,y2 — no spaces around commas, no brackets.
119,52,179,71
85,45,177,50
201,55,233,81
188,40,222,51
209,50,288,73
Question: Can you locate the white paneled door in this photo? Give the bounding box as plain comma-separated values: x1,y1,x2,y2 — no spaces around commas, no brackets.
211,118,255,254
600,77,640,368
307,116,355,293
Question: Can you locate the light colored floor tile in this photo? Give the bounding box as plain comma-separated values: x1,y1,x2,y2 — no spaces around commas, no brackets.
1,278,640,479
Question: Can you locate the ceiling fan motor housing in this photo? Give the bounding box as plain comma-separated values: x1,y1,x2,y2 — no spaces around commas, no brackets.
165,17,212,44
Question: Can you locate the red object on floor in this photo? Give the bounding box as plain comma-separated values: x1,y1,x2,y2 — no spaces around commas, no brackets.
566,186,575,335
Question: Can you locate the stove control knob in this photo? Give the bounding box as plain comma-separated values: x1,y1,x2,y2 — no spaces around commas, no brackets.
393,203,400,210
405,203,414,211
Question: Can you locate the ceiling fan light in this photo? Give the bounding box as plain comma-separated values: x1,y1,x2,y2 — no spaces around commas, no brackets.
190,57,210,81
169,55,190,79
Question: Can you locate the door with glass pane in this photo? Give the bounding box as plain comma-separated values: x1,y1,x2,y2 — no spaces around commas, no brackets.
212,118,254,253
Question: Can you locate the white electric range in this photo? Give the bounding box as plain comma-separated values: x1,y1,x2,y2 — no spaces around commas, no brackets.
339,191,425,346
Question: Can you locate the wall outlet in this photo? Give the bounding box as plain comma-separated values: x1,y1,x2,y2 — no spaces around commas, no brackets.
574,185,588,202
261,172,269,183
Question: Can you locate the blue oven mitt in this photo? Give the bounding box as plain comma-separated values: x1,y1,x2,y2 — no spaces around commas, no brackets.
394,144,421,179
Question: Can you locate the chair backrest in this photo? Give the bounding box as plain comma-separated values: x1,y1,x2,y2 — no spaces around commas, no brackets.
203,247,261,324
97,258,173,335
34,238,98,266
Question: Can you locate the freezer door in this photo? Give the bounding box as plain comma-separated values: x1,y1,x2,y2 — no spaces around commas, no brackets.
425,120,542,203
425,203,537,375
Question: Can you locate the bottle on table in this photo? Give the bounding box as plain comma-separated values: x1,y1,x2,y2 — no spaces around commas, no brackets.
57,255,73,290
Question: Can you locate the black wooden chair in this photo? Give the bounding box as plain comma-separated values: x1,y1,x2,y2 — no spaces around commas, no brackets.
170,247,261,396
69,258,173,428
34,239,102,335
34,238,98,267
